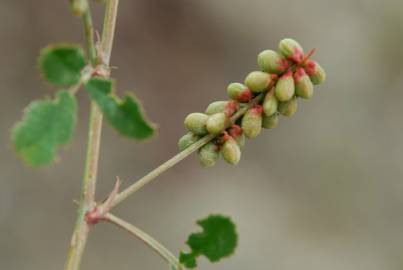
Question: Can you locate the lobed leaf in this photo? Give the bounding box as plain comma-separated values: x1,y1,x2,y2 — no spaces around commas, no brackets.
39,44,86,86
179,214,238,268
85,78,156,139
12,91,78,167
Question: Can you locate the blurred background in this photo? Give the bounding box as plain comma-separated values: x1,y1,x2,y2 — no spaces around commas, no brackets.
1,0,403,269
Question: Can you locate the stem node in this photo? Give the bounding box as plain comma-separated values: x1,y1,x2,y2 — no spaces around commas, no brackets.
85,177,121,225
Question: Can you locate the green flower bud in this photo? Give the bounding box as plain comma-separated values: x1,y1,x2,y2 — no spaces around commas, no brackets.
279,38,304,63
244,71,272,93
221,136,241,165
278,97,298,117
70,0,88,16
198,142,219,167
241,106,263,138
294,67,314,99
304,60,326,85
184,112,208,135
228,124,245,149
262,113,279,129
206,112,228,135
177,132,200,151
275,71,295,102
205,101,228,115
263,90,278,116
257,50,290,74
227,83,253,103
205,100,239,116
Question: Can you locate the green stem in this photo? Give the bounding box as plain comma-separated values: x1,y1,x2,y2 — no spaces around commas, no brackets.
112,133,215,207
82,7,96,66
104,213,182,270
101,0,119,65
64,103,103,270
64,1,119,269
110,92,266,209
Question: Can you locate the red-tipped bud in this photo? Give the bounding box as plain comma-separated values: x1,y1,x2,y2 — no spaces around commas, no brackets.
244,71,272,93
228,124,246,149
304,60,326,85
241,105,263,138
258,49,291,75
205,100,239,116
294,67,314,99
279,38,304,63
227,83,253,103
221,136,241,165
205,101,228,115
206,112,228,135
224,100,240,117
263,89,278,116
275,71,295,102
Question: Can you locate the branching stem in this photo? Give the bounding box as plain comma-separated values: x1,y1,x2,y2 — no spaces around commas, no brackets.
63,1,267,268
64,1,119,270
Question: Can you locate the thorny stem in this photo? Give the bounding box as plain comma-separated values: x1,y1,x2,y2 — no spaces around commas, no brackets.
109,92,266,209
64,1,119,270
104,213,182,270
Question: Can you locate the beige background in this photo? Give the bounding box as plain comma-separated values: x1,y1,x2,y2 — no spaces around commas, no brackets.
1,0,403,269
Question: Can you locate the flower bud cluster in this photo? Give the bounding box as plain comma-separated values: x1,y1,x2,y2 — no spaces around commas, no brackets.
178,38,326,167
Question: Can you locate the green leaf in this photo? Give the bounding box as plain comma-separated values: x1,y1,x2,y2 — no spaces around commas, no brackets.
85,77,156,139
179,215,238,268
179,253,197,269
12,91,77,167
39,44,86,86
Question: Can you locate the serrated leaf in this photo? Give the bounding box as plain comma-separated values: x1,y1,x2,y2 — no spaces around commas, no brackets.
12,91,77,167
39,44,86,86
85,77,156,139
180,215,238,268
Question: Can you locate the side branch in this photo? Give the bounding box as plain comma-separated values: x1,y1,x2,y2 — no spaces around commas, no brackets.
108,92,266,209
104,213,182,269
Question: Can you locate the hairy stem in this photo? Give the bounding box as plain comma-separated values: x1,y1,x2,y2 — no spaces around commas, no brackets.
109,92,266,209
64,1,119,269
104,213,182,269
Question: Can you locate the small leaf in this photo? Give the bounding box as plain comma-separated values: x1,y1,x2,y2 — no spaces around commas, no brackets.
179,253,197,269
85,78,156,139
12,91,77,167
39,44,86,86
180,215,238,268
